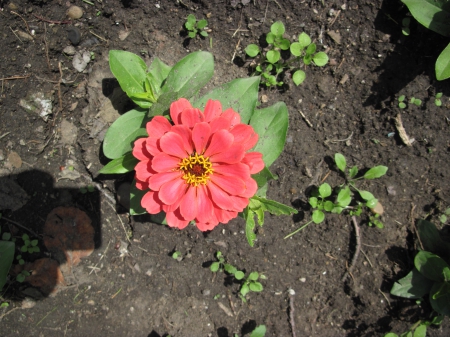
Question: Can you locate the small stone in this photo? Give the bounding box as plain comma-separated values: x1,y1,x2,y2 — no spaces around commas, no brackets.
87,300,95,306
67,27,81,46
63,46,77,56
21,298,37,309
370,201,384,216
7,3,18,11
327,30,342,44
299,278,306,283
386,186,396,196
261,94,268,103
17,30,34,41
7,151,22,168
66,6,83,20
19,139,26,146
202,289,211,296
72,51,91,72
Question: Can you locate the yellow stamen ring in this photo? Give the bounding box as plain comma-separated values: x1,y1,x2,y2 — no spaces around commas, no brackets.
179,153,213,186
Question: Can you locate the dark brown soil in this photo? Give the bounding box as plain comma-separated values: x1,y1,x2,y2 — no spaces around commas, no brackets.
1,0,450,336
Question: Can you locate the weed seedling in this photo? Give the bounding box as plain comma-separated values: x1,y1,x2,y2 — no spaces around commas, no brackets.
20,234,40,254
435,92,443,106
245,21,328,87
171,251,182,261
439,207,450,224
401,17,411,36
410,96,422,106
398,95,406,109
398,95,421,109
16,270,30,283
185,14,208,39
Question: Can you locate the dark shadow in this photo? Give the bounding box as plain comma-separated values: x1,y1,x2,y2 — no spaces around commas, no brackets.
101,78,136,114
217,327,229,337
0,170,101,299
241,320,257,335
364,0,450,108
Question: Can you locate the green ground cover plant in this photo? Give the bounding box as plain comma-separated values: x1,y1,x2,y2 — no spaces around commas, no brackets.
184,14,208,38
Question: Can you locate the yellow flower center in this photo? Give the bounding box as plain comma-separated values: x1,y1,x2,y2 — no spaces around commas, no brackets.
179,153,213,186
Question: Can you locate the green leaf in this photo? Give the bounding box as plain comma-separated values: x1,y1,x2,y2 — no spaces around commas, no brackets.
417,219,450,257
309,197,318,208
312,210,325,224
248,271,259,281
197,19,208,29
401,0,450,37
250,196,297,216
415,251,450,282
390,269,434,299
250,102,288,167
413,325,427,337
266,50,280,64
278,38,291,50
160,51,214,100
200,31,208,37
243,207,257,247
129,178,147,215
324,200,334,212
245,44,260,57
1,232,11,241
22,234,29,241
303,54,312,65
31,239,38,246
147,57,172,90
319,183,332,198
235,271,245,280
270,21,285,36
249,282,263,292
306,43,317,55
292,70,306,85
366,198,378,209
224,264,237,275
313,52,329,66
0,240,15,290
298,32,311,48
98,152,138,174
436,43,450,81
194,76,260,124
266,32,275,44
109,50,148,103
429,281,450,315
186,14,196,25
359,190,374,201
384,333,399,337
102,109,148,159
290,42,302,57
364,165,388,179
334,153,346,172
188,31,196,38
337,187,351,207
252,166,277,198
250,325,267,337
240,283,250,297
349,166,358,178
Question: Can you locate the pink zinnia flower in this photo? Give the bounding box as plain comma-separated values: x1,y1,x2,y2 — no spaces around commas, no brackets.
132,98,264,231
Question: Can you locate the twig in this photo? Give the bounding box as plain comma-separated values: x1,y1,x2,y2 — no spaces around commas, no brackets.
0,75,31,81
231,39,241,63
320,170,332,183
263,0,269,22
288,289,297,337
272,0,282,9
329,9,341,27
1,217,40,238
52,62,63,126
360,249,373,268
89,30,108,42
378,289,391,307
0,132,11,139
10,11,32,35
394,113,414,146
0,307,20,320
342,216,361,282
298,110,313,127
9,26,23,43
33,14,72,25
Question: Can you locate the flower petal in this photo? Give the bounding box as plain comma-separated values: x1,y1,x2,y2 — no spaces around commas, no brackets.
241,177,258,198
209,116,231,133
148,171,182,191
229,124,259,150
160,132,189,158
221,108,241,128
145,137,162,157
133,138,150,161
195,185,215,223
210,174,245,195
141,191,163,214
170,98,192,125
159,177,188,205
203,100,222,122
203,129,233,157
135,160,155,183
196,221,218,231
210,143,245,164
213,163,250,181
207,182,235,210
214,207,237,224
230,195,249,211
180,108,205,128
192,122,211,154
242,152,265,174
171,125,193,154
135,179,149,190
152,153,180,172
146,116,172,138
166,210,190,229
179,186,198,220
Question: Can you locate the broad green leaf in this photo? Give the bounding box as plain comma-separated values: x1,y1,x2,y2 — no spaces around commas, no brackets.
194,77,260,124
249,282,263,292
103,109,148,159
312,210,325,224
290,42,302,57
306,43,317,55
349,166,358,178
252,166,277,198
366,198,378,208
188,31,196,38
147,91,179,117
266,50,280,64
98,152,138,174
109,50,147,99
429,281,450,315
390,269,434,298
417,219,450,257
243,207,257,247
127,92,154,109
401,0,450,37
337,187,351,207
250,196,297,216
303,54,312,65
309,197,318,208
147,57,172,90
313,52,329,66
364,165,388,179
210,262,220,272
235,271,245,280
278,38,291,50
298,32,311,47
130,178,147,215
334,153,346,172
250,102,288,167
0,240,15,290
250,325,267,337
266,32,275,44
270,21,285,36
324,200,334,212
224,264,237,274
384,334,399,337
240,283,250,296
436,43,450,80
200,31,208,37
319,183,332,198
413,325,427,337
186,14,196,26
415,251,450,282
359,190,375,201
160,51,214,100
248,271,259,281
292,70,306,85
245,44,260,57
197,19,208,29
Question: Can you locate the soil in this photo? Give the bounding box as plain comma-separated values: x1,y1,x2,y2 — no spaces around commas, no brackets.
1,0,450,336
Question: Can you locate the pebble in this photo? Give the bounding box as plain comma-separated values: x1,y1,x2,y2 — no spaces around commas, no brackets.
63,45,77,56
66,6,83,20
7,151,22,168
67,26,81,45
261,94,268,103
370,201,384,216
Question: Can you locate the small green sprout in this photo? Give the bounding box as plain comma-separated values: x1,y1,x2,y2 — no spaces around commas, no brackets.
172,251,182,261
398,95,421,109
398,95,406,109
439,207,450,223
410,97,422,106
402,17,410,36
16,270,31,283
20,234,40,254
16,254,25,265
435,92,443,106
185,14,208,39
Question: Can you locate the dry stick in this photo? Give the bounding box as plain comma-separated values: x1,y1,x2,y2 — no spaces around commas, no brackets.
52,62,63,127
11,11,32,35
43,23,51,71
9,26,23,43
0,74,31,81
288,289,297,337
33,13,72,25
230,39,241,63
298,110,313,127
329,9,341,27
1,217,41,238
342,216,361,282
